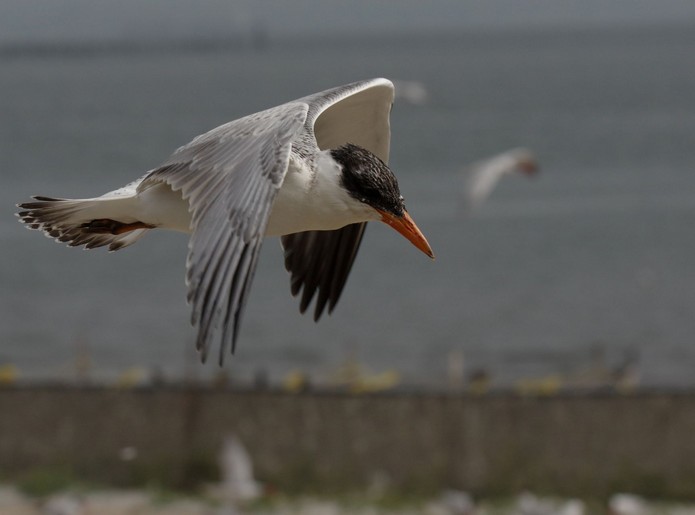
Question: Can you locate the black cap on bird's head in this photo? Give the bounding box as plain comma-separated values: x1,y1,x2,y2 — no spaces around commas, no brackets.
331,143,434,259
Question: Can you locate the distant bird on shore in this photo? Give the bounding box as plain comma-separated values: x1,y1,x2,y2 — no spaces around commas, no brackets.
219,435,262,505
608,493,648,515
17,78,433,364
461,148,539,213
516,491,585,515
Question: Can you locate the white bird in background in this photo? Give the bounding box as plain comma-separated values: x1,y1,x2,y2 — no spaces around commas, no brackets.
608,493,648,515
17,78,434,364
219,435,262,505
462,147,539,213
516,492,585,515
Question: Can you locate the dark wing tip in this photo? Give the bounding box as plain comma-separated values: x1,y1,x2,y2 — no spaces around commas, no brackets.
282,223,367,324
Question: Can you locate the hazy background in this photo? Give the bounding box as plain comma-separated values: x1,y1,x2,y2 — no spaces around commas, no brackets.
3,0,695,43
2,1,695,388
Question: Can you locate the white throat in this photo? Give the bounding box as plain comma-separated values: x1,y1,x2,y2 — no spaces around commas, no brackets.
265,149,378,237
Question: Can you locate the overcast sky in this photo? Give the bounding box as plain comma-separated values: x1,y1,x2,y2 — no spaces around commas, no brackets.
2,0,695,45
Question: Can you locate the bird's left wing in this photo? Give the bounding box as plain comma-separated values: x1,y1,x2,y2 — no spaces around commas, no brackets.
140,102,309,363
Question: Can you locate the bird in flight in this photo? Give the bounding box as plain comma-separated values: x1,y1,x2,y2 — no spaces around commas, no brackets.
462,147,538,213
18,78,434,364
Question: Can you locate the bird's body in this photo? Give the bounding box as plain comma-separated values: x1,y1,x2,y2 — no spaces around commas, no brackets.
267,150,378,236
59,149,374,238
18,78,433,363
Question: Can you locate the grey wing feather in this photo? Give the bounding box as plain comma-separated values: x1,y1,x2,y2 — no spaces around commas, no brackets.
140,102,309,364
281,222,367,321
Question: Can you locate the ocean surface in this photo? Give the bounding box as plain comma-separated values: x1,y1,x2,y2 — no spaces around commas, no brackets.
3,25,695,386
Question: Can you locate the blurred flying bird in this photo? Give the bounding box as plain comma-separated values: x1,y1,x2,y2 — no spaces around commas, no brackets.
17,79,433,364
462,147,539,213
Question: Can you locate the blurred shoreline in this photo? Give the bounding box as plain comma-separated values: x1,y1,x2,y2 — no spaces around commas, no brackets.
3,385,695,500
2,484,694,515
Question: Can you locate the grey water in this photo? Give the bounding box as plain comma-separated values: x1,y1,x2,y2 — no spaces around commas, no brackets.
3,25,695,386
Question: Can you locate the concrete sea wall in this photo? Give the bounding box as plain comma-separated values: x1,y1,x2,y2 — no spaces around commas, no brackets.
1,387,695,497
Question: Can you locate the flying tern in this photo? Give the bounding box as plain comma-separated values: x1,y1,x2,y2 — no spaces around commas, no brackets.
462,147,538,213
18,78,434,364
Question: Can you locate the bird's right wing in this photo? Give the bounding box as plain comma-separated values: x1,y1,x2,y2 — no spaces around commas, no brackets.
140,102,309,364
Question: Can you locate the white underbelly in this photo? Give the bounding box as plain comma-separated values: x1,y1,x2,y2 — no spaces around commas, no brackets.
137,153,375,237
265,160,372,236
137,184,192,233
265,198,347,236
135,181,315,236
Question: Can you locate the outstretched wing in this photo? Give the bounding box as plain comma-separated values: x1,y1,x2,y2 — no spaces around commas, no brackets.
299,77,394,161
141,102,308,364
282,78,394,319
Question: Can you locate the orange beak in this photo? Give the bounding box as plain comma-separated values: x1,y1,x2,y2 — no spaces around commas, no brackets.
378,209,435,259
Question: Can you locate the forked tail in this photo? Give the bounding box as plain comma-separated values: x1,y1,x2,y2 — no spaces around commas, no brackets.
17,195,151,251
